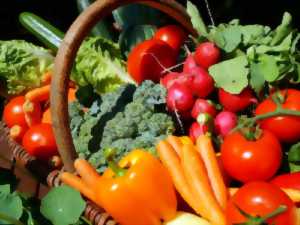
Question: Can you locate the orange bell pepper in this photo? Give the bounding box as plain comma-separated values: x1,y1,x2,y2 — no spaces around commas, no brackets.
61,149,177,225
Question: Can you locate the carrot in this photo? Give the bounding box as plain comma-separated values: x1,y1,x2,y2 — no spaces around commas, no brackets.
10,125,27,143
229,188,300,203
42,108,52,124
74,158,101,187
23,100,42,127
166,136,183,156
68,88,77,102
181,143,226,225
156,140,200,214
25,85,50,103
60,172,96,202
41,72,52,85
196,135,228,210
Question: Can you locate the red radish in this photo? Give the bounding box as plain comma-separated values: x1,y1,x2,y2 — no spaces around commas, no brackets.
219,88,257,113
167,83,194,112
183,54,198,73
191,99,217,119
189,67,214,98
189,122,209,142
160,72,181,89
195,42,221,69
214,111,238,137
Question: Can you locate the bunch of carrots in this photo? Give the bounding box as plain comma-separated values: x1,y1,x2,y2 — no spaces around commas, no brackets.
157,135,300,225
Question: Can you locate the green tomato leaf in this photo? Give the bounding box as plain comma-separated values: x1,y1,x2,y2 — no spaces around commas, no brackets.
250,62,266,94
256,55,279,82
209,56,249,94
40,185,86,225
0,191,23,224
187,1,208,36
119,25,157,57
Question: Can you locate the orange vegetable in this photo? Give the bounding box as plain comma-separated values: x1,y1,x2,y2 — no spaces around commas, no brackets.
25,85,50,103
42,108,52,124
61,150,177,225
156,140,200,215
68,88,77,102
181,144,226,225
166,135,183,156
41,72,52,85
196,135,228,209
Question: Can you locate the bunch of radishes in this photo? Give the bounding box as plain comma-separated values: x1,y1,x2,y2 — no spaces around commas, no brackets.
161,42,257,141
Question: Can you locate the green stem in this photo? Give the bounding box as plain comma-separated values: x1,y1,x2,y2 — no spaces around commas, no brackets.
80,216,92,225
104,148,127,177
0,212,24,225
261,205,287,221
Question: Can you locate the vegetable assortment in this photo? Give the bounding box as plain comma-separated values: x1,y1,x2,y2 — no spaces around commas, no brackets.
2,1,300,225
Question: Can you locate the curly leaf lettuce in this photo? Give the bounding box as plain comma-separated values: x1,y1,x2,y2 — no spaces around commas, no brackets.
0,40,54,95
72,37,135,94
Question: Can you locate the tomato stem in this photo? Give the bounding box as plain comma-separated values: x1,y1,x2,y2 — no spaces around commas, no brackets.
104,148,127,177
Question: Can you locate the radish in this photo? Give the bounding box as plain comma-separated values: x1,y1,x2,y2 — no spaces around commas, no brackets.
191,99,217,119
183,54,198,73
161,72,181,89
189,67,215,98
218,88,257,112
189,122,209,142
195,42,221,69
214,111,237,137
167,83,195,112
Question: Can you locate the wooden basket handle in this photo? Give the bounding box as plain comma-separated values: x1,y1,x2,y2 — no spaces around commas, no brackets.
50,0,196,172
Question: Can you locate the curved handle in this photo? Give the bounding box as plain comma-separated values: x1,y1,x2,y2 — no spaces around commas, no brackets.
50,0,196,172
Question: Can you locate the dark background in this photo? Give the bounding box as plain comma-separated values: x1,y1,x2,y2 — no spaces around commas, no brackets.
1,0,300,42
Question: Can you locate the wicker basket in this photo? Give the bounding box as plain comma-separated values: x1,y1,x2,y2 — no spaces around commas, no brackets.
1,0,196,224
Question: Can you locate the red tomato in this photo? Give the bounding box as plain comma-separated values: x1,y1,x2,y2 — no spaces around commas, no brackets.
154,25,187,53
221,130,282,183
22,123,58,161
219,88,257,113
271,172,300,190
127,39,176,84
255,89,300,143
194,42,221,69
226,181,297,225
3,96,28,128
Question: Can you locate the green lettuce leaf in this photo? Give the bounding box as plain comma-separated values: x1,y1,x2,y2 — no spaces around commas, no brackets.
72,37,135,94
0,40,54,95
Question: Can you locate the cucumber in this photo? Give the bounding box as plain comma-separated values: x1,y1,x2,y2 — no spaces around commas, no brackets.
19,12,64,52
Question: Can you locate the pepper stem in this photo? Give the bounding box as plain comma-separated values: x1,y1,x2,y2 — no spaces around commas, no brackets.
104,148,127,177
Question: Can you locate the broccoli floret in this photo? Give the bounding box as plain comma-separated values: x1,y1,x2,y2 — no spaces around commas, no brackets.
69,80,175,172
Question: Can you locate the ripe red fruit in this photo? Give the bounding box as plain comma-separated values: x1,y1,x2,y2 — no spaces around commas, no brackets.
189,67,215,98
191,99,217,119
167,83,195,112
189,122,209,142
160,72,181,89
214,111,238,137
219,88,257,113
183,54,198,73
195,42,221,69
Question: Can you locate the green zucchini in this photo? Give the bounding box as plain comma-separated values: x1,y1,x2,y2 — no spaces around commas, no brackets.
19,12,64,52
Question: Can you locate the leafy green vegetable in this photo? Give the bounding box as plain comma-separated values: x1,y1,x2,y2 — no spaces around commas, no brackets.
186,1,208,36
0,40,54,95
0,185,23,224
70,81,175,172
72,37,135,94
288,142,300,172
40,185,86,225
209,56,249,94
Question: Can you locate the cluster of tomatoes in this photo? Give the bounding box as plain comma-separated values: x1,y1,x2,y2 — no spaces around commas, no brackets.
3,95,58,161
126,24,300,224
